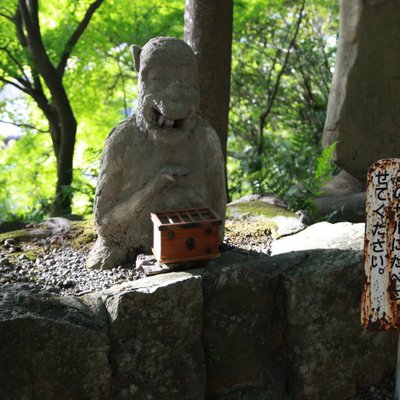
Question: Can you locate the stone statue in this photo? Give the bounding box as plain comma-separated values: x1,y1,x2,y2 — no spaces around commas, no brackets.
87,37,226,270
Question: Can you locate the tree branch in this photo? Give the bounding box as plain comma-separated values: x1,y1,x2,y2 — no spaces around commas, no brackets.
258,0,306,154
0,4,15,21
19,0,60,89
0,119,49,133
0,76,30,94
19,0,47,67
0,11,13,21
293,45,315,107
19,0,75,123
56,0,104,78
13,7,28,47
0,46,32,85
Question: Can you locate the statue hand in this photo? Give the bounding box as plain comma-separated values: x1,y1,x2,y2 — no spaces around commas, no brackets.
160,165,190,183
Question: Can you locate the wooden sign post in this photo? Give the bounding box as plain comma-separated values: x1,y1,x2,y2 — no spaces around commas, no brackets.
362,159,400,398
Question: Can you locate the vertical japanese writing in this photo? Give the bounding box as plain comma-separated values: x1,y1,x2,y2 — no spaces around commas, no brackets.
369,170,389,276
391,179,400,300
362,159,400,330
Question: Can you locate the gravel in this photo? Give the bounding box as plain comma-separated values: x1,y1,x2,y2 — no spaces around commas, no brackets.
0,246,144,296
0,221,272,296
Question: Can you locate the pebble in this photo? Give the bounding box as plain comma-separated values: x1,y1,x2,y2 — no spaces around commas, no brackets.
4,238,15,247
0,246,140,296
0,256,9,266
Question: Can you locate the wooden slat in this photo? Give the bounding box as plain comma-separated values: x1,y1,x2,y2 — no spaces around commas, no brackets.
152,207,221,228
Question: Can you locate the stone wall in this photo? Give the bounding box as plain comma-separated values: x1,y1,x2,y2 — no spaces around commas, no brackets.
0,223,396,400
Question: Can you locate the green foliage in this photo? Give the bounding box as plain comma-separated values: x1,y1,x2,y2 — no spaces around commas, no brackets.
286,141,338,215
227,0,338,216
0,0,339,222
0,129,55,221
0,0,184,222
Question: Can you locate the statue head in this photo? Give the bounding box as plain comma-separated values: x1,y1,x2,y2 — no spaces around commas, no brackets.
131,37,200,143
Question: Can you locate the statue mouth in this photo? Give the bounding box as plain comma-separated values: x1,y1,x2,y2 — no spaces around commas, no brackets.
153,108,186,130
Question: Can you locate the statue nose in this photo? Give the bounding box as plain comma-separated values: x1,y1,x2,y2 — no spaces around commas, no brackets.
166,84,192,102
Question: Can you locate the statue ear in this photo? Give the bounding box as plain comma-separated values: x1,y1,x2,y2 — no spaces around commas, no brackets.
130,45,142,72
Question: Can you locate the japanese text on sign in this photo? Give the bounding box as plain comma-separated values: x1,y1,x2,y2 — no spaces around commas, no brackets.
362,159,400,330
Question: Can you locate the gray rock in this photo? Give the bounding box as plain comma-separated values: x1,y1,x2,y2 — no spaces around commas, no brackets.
88,37,226,270
229,193,289,210
103,272,205,400
27,217,72,238
320,170,364,197
197,261,286,398
271,221,365,255
315,191,366,222
315,169,366,223
323,0,400,180
191,221,396,399
0,284,111,400
0,256,9,265
270,222,396,399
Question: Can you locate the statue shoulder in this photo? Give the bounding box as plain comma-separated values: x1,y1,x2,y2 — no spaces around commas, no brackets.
192,117,224,169
99,115,141,172
192,117,220,146
105,114,139,147
205,125,222,149
200,118,223,153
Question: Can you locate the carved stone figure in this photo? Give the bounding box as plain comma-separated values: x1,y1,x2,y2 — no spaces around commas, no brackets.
87,37,226,270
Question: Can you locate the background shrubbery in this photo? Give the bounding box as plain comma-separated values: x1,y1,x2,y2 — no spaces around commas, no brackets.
0,0,338,221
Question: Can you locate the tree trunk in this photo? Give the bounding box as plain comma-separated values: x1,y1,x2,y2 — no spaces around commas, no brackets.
13,0,103,217
51,115,77,217
184,0,233,166
35,96,76,216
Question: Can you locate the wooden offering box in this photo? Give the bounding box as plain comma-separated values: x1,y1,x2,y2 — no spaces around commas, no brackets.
151,208,222,264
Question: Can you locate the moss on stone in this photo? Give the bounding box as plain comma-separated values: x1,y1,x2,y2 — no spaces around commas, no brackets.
69,220,96,250
0,220,97,263
227,201,295,219
224,219,275,251
0,229,31,244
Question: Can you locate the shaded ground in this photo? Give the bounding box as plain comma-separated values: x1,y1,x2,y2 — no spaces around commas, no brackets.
347,378,394,400
0,218,271,296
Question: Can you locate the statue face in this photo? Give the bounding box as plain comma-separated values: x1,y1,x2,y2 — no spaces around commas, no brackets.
134,38,200,144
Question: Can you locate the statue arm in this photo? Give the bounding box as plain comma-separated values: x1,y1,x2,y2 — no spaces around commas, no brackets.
95,131,189,227
98,176,158,226
98,165,189,226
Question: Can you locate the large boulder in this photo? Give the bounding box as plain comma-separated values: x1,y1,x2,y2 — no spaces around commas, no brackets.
195,222,396,399
323,0,400,180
